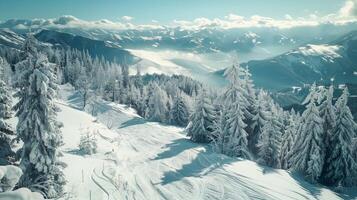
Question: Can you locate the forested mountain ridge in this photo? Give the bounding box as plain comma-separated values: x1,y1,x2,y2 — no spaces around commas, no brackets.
35,29,135,64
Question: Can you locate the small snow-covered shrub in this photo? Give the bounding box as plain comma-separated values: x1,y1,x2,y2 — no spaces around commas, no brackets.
0,165,22,192
0,165,44,200
78,131,98,155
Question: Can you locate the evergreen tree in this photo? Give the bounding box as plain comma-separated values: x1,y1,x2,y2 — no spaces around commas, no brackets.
13,37,65,198
187,91,215,143
78,130,97,155
221,61,249,158
291,84,324,183
210,108,228,154
0,57,12,85
323,88,357,186
0,78,15,165
250,89,269,154
353,138,357,185
319,86,336,151
280,111,297,169
170,93,190,127
121,64,129,89
319,86,337,182
223,103,249,158
257,107,282,168
75,66,90,109
146,83,169,123
242,68,256,148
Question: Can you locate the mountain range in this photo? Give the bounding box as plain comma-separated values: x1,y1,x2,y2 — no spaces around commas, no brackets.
1,17,356,116
2,15,357,56
212,31,357,90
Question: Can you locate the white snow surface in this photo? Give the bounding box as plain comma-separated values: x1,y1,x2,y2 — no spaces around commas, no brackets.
284,44,343,74
0,165,44,200
53,84,346,200
0,188,44,200
296,44,342,59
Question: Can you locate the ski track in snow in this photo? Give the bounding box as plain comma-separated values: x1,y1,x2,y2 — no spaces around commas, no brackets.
56,86,345,200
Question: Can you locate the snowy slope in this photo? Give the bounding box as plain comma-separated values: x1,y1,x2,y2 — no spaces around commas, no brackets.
55,85,344,200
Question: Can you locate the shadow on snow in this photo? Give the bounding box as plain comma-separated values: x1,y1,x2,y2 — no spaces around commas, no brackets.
152,138,198,161
156,139,233,185
120,117,146,128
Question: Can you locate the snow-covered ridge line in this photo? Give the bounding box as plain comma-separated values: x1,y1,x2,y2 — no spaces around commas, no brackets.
296,44,342,58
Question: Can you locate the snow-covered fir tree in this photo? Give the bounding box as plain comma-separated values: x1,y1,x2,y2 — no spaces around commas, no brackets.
78,130,98,155
319,86,336,150
187,90,215,143
220,61,249,158
353,138,357,185
280,110,297,169
210,108,228,154
241,67,257,149
170,92,190,127
0,57,12,85
75,66,91,109
323,87,357,186
319,86,337,182
250,89,269,155
257,106,282,168
145,82,169,123
13,36,65,198
290,84,324,183
0,78,15,165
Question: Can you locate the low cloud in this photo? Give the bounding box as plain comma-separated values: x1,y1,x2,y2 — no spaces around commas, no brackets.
2,1,357,32
173,14,321,29
340,0,357,17
121,16,133,21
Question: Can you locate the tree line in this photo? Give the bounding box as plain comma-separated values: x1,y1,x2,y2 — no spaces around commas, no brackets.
186,61,357,187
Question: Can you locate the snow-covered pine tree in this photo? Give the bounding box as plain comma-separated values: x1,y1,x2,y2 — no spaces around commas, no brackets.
121,64,129,89
146,82,169,123
353,138,357,185
13,36,65,198
221,60,249,158
250,89,269,155
290,84,324,183
257,106,282,168
0,77,15,165
0,57,12,85
19,34,38,60
242,67,257,148
127,84,141,110
319,86,337,182
187,90,215,143
319,86,336,150
170,92,190,127
322,87,357,186
75,66,90,109
78,130,97,155
210,108,228,153
279,110,297,169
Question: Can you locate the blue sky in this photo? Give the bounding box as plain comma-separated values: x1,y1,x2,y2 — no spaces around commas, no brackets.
0,0,346,23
